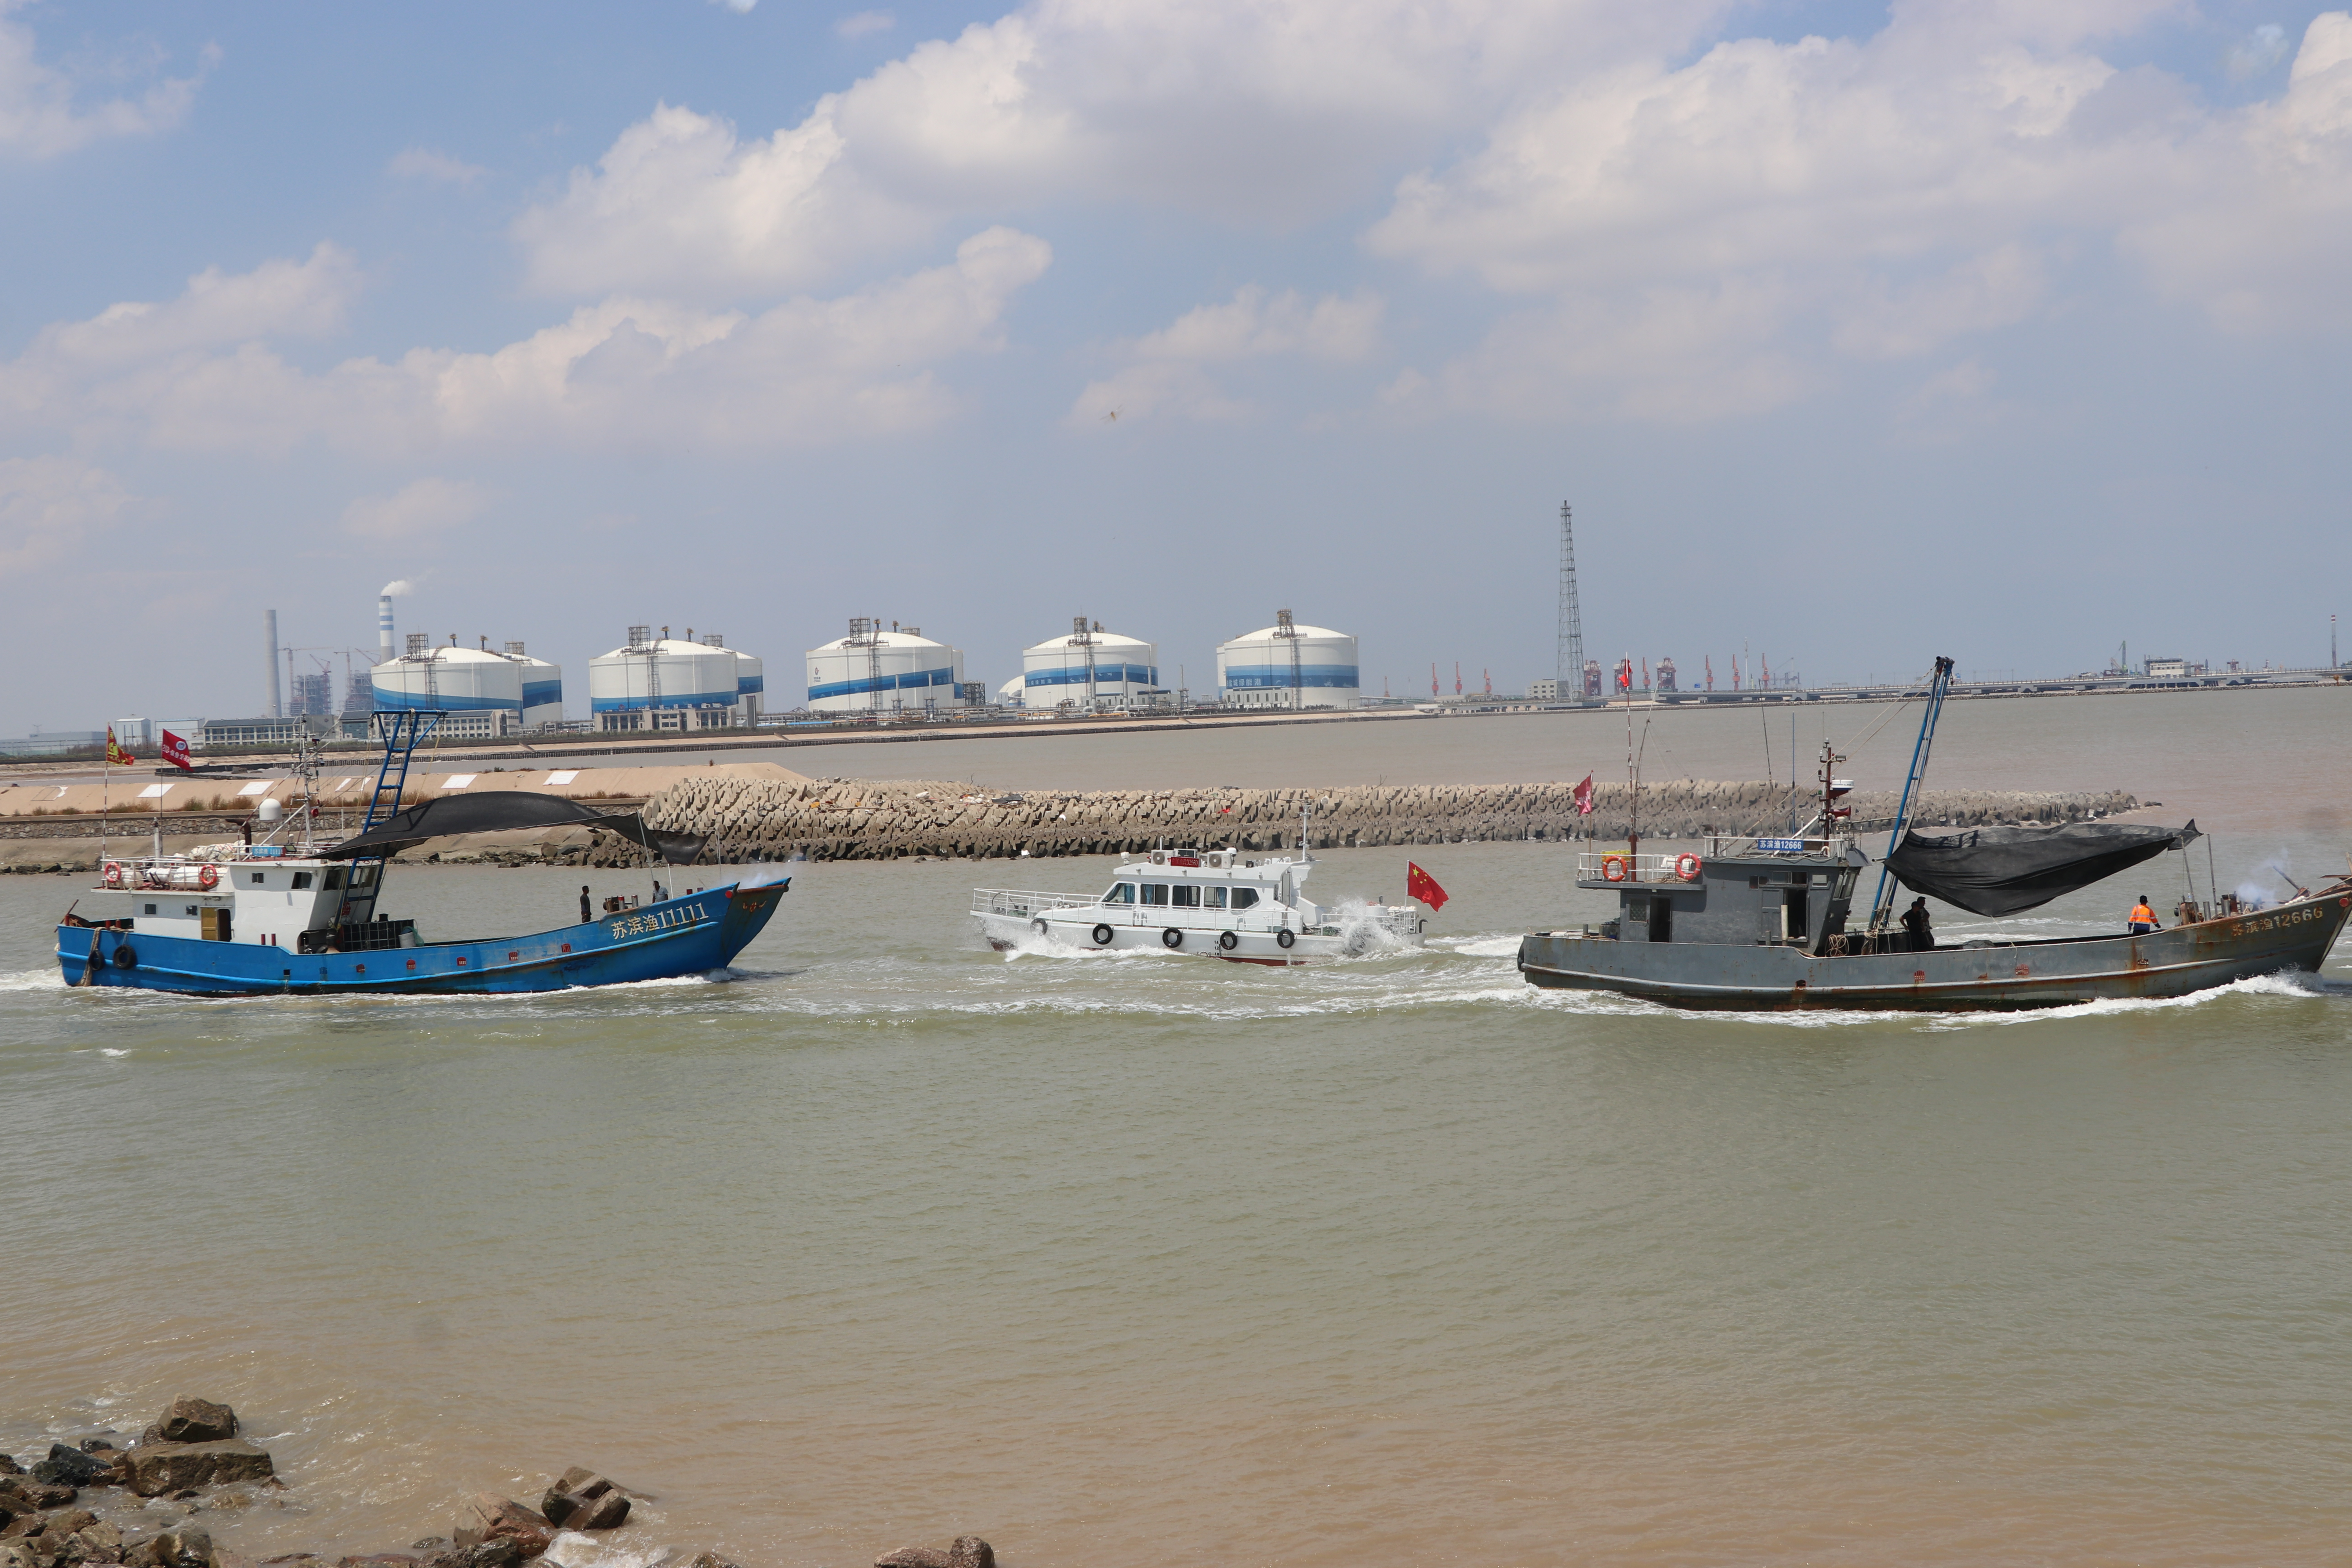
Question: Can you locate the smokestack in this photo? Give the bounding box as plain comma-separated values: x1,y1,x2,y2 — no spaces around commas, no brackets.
379,595,394,664
265,609,283,718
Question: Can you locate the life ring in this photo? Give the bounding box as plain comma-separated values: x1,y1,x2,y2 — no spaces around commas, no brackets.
1674,853,1703,882
1162,927,1184,949
1091,923,1115,946
198,864,219,890
1276,928,1296,949
103,861,124,888
1218,931,1239,951
1601,855,1628,882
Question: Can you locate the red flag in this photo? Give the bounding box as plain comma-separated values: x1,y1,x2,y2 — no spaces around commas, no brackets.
1406,862,1449,910
160,729,192,771
105,726,135,766
1573,773,1595,815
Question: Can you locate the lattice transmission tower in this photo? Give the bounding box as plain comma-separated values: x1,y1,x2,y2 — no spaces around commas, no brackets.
1557,502,1585,702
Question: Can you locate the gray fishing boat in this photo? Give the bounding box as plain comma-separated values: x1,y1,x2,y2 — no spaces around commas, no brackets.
1518,658,2352,1011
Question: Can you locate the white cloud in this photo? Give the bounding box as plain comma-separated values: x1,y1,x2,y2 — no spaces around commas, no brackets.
836,11,894,38
0,4,210,159
2226,23,2292,82
0,456,136,572
2,229,1052,457
1367,7,2352,419
513,0,1730,298
341,477,490,537
388,147,487,185
1068,286,1383,425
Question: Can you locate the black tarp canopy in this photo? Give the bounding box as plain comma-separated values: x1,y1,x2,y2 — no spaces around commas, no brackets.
1885,820,2197,917
317,793,707,866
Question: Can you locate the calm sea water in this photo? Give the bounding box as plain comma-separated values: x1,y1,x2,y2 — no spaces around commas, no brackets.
4,688,2350,1566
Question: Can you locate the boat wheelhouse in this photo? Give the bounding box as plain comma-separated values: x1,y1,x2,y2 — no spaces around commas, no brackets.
973,846,1425,964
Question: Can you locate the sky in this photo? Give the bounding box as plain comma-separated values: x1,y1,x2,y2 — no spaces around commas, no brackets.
2,0,2348,732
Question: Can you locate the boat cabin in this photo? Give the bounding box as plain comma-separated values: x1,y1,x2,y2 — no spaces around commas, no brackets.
1576,835,1871,955
100,849,409,952
1098,848,1306,920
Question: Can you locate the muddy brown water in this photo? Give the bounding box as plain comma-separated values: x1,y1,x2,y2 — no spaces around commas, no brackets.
4,686,2350,1566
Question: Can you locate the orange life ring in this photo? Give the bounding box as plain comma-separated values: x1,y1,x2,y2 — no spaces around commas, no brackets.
102,861,124,888
197,864,219,890
1675,853,1703,882
1601,854,1628,882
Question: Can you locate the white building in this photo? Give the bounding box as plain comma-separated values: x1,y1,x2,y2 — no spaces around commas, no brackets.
1216,612,1359,710
589,628,754,731
804,620,971,714
1016,620,1160,710
372,637,565,728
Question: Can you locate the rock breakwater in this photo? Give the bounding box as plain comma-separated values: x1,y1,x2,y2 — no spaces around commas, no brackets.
610,776,2140,864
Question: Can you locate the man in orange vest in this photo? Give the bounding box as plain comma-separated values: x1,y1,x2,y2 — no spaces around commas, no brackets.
2127,895,2161,935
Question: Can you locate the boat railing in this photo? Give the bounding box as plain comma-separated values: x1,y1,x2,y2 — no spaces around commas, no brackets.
971,887,1099,918
1574,850,1703,884
1577,838,1840,882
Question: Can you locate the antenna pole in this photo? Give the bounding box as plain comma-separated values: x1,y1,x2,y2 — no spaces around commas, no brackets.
1557,502,1585,704
1866,656,1957,935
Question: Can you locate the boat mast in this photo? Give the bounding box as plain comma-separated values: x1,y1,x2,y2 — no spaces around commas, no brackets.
1866,656,1955,935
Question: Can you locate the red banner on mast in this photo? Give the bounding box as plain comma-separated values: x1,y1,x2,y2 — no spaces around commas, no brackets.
1573,773,1595,815
160,730,192,771
1406,862,1449,910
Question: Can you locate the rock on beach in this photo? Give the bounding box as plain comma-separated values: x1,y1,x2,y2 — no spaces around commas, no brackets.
122,1443,274,1499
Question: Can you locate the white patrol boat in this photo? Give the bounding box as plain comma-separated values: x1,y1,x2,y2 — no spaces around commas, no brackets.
972,846,1427,964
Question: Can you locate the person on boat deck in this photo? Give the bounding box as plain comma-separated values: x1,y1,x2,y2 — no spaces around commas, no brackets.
2128,895,2161,935
580,884,592,924
1900,897,1935,951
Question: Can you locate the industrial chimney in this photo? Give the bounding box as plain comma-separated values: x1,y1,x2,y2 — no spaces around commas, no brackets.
378,593,395,664
265,609,283,718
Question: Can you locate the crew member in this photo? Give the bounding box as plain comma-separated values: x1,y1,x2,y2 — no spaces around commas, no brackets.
2127,895,2161,935
580,884,593,924
1900,896,1934,952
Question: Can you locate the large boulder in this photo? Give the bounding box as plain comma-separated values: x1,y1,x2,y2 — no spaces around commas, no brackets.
54,1521,122,1565
946,1540,993,1568
131,1530,213,1568
155,1404,237,1446
122,1442,274,1498
0,1459,19,1478
450,1497,552,1561
871,1551,949,1568
1,1479,79,1519
419,1542,517,1568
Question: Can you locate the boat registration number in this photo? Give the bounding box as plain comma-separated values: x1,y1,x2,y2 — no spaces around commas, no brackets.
610,904,704,940
2231,906,2321,938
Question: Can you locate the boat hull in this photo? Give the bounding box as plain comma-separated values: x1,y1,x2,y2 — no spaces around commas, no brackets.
56,880,786,996
975,909,1419,965
1517,889,2351,1012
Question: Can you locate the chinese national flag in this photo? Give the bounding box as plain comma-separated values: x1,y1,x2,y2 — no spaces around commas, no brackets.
1573,773,1595,815
105,726,135,766
160,729,192,771
1406,862,1449,910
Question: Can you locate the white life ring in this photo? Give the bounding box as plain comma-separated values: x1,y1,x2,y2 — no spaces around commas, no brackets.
198,864,220,890
1674,853,1703,882
102,861,124,888
1601,855,1628,882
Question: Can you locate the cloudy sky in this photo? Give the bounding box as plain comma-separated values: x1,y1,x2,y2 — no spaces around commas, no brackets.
4,0,2348,731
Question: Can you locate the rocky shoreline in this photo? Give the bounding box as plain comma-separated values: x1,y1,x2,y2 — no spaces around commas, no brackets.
3,1400,991,1568
602,776,2142,865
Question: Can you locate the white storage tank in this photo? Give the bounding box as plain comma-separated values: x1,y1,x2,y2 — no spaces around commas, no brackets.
699,633,764,719
1022,619,1159,709
590,628,746,724
996,675,1027,708
804,619,969,713
372,636,563,725
1216,611,1359,710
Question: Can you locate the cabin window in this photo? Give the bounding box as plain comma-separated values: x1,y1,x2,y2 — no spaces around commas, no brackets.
1142,884,1170,907
324,868,345,889
352,866,376,887
248,871,265,886
1205,887,1228,909
292,872,314,889
143,903,158,915
1104,882,1135,904
1230,887,1260,911
1172,885,1199,908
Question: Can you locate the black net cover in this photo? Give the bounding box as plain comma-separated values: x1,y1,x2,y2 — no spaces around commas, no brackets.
317,793,707,866
1886,820,2196,917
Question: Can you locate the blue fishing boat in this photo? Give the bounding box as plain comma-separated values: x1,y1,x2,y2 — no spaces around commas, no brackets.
54,712,786,996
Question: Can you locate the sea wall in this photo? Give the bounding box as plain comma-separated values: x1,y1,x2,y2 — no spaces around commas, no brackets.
609,777,2141,864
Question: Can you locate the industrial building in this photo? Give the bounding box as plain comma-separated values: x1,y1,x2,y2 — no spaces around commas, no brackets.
1216,611,1359,710
804,619,975,715
372,635,565,732
590,627,760,732
1013,619,1161,710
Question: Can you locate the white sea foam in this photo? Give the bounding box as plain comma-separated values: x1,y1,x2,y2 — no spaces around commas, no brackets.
0,967,65,991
